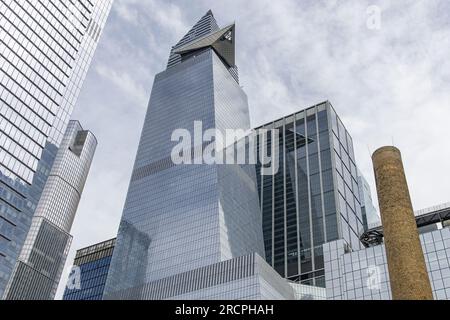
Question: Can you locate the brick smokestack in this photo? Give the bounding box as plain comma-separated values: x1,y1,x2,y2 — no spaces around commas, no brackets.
372,146,433,300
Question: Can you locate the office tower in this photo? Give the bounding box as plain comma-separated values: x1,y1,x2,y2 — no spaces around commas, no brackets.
324,202,450,300
357,174,380,230
3,120,97,300
0,0,112,296
63,238,115,300
103,11,294,300
255,101,364,287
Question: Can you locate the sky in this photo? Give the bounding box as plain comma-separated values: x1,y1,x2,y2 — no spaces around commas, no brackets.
56,0,450,298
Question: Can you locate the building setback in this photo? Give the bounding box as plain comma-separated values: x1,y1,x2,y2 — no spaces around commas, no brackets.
63,238,115,300
0,0,113,296
3,120,97,300
255,101,364,287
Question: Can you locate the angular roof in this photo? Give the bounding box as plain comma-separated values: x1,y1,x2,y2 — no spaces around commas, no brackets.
173,23,235,67
166,10,235,69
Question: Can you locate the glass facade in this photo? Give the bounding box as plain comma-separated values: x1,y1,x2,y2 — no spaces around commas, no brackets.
256,102,364,287
0,0,112,296
107,253,296,300
357,174,380,230
63,238,115,300
103,11,276,300
324,227,450,300
3,120,97,299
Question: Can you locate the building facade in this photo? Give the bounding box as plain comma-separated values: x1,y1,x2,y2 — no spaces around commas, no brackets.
106,253,296,300
325,203,450,300
3,120,97,300
63,238,115,300
289,281,326,300
0,0,112,296
255,102,364,287
103,11,291,300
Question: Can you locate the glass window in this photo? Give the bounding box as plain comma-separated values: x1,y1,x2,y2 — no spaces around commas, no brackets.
295,111,305,122
322,169,334,193
307,115,317,136
321,150,332,171
317,110,328,132
347,132,355,161
337,172,345,195
319,131,330,150
329,107,338,135
310,173,321,195
337,118,347,150
334,151,342,175
339,194,347,218
332,133,340,156
323,191,336,215
309,153,320,175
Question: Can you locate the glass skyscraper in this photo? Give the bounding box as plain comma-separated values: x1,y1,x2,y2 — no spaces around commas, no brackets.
255,101,364,287
0,0,112,296
63,238,115,300
357,174,380,231
103,11,294,300
3,120,97,300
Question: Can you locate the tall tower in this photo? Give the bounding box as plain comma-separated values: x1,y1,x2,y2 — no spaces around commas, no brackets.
255,102,364,287
0,0,113,296
3,120,97,300
103,11,293,300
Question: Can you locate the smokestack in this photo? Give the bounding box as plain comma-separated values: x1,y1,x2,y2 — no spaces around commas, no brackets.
372,146,433,300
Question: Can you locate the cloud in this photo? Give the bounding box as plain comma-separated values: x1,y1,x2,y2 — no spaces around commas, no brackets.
95,64,148,107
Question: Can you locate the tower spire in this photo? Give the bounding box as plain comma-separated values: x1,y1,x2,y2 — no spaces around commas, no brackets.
167,10,220,69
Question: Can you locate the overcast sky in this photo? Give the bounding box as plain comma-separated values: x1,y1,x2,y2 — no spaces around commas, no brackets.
56,0,450,298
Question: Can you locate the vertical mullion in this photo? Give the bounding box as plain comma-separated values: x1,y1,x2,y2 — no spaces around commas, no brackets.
305,113,315,280
316,107,327,244
283,119,287,278
271,124,275,268
293,115,301,279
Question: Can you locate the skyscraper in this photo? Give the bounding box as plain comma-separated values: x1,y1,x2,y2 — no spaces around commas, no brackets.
3,120,97,300
63,238,115,301
357,174,380,230
0,0,112,296
103,11,293,300
255,101,364,287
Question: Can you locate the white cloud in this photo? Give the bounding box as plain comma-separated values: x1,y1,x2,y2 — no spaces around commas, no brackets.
96,64,148,107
